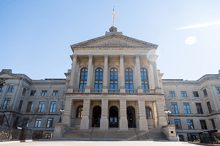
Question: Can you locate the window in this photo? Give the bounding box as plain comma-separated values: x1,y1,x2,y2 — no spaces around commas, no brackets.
171,103,179,114
195,103,203,114
30,90,36,96
110,68,118,93
23,118,29,127
49,102,56,113
13,117,19,128
26,102,33,112
125,68,133,93
35,119,41,127
216,87,220,94
174,119,181,129
145,107,152,119
207,101,212,113
41,90,47,96
79,68,88,90
193,91,199,97
211,119,216,129
38,102,45,113
0,115,4,125
200,120,207,129
169,91,175,97
18,100,23,111
0,86,4,92
181,91,187,97
22,88,26,96
46,118,53,128
94,68,103,93
183,103,191,114
2,98,11,109
187,120,194,129
8,86,14,92
141,68,149,93
203,89,207,96
76,106,83,118
52,90,58,96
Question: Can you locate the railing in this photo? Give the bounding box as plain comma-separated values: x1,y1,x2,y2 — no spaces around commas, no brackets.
143,89,156,94
125,89,138,93
108,89,120,93
91,89,102,93
73,89,85,93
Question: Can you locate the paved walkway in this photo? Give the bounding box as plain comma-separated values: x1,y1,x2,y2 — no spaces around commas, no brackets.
0,141,207,146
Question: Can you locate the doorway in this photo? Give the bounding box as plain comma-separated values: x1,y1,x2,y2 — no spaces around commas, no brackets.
109,106,118,128
92,106,101,127
127,106,136,128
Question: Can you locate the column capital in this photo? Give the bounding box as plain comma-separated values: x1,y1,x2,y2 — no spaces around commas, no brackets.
88,54,93,59
72,54,77,59
135,54,141,59
104,55,108,59
119,54,125,59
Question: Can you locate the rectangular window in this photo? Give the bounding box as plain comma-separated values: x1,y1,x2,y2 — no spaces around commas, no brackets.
26,102,33,112
216,87,220,94
18,100,23,111
181,91,187,97
22,88,26,96
46,118,53,128
203,89,208,96
52,90,58,96
171,103,179,114
211,119,216,129
41,90,47,96
174,119,181,129
2,98,11,109
183,103,191,114
187,120,194,129
30,90,36,96
38,102,45,113
193,91,199,97
23,118,29,127
200,120,207,129
49,102,56,113
207,101,212,113
195,103,203,114
0,115,4,125
35,119,41,127
0,86,4,92
169,91,175,97
8,86,14,92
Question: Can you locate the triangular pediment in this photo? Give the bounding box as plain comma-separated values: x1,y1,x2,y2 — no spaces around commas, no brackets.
71,33,158,49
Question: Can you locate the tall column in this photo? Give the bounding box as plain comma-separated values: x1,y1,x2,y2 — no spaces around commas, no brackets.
156,100,167,128
152,62,162,94
100,99,108,130
62,98,72,127
68,54,77,93
138,100,148,131
136,55,143,93
119,54,125,93
102,55,108,93
80,99,90,129
85,55,93,93
119,99,128,130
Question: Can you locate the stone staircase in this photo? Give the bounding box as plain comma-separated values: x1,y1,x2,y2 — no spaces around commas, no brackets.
61,127,168,141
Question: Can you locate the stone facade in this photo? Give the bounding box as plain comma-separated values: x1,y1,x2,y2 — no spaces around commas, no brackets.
0,27,219,141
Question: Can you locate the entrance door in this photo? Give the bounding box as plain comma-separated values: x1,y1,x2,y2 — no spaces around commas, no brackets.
92,106,101,127
109,106,118,128
127,106,136,128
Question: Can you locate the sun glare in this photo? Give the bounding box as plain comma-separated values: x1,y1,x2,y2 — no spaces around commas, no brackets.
185,36,197,45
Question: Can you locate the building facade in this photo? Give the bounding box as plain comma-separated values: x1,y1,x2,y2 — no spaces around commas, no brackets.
0,26,220,140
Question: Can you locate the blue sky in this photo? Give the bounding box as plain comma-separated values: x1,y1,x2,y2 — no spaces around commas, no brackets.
0,0,220,80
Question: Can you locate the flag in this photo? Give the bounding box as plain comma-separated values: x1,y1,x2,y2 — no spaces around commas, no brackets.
112,8,115,20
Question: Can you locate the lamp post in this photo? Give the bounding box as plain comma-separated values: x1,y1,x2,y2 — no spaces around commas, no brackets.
59,109,64,123
164,110,171,124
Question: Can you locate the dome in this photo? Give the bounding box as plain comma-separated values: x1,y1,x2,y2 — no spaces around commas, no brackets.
109,26,117,32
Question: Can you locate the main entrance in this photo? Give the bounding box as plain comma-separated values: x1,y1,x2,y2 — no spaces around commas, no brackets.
109,106,118,128
92,106,101,127
127,106,136,128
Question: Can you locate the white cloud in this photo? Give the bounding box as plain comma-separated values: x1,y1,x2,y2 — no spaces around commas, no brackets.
178,21,220,30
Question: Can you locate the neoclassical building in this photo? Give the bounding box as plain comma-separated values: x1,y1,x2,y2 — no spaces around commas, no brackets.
0,26,220,141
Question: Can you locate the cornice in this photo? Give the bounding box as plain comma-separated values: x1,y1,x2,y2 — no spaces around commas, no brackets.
71,46,156,51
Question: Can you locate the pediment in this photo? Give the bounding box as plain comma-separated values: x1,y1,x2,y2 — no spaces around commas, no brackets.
71,33,158,49
0,72,20,79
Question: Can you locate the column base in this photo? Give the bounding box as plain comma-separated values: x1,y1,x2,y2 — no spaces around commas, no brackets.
80,116,90,130
139,117,148,131
85,88,91,93
100,116,108,130
119,116,128,131
138,88,143,94
102,88,108,93
120,88,125,93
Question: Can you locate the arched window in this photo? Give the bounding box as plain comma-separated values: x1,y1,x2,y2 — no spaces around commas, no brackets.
79,68,88,92
141,68,149,93
145,107,152,119
125,68,133,93
95,68,103,93
76,106,83,118
110,68,118,93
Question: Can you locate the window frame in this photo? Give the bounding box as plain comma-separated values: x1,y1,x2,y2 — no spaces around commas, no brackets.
22,88,27,96
207,101,212,113
46,118,53,128
38,102,45,113
18,100,23,111
145,107,152,119
26,101,33,112
125,68,134,93
216,87,220,94
2,98,11,109
183,103,191,114
187,119,194,129
79,68,88,90
7,86,14,92
0,86,4,92
174,119,181,129
181,91,187,97
203,89,208,96
195,103,203,114
41,90,47,96
200,120,207,129
193,91,199,97
49,101,56,113
141,68,149,92
94,68,103,93
171,102,179,114
35,118,42,127
110,68,118,92
169,91,176,97
52,90,58,96
30,90,36,96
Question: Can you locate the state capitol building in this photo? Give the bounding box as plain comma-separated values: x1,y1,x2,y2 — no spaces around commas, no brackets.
0,26,220,141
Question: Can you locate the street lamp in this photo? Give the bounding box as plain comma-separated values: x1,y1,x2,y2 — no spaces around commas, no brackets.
59,109,64,123
164,110,171,124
